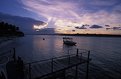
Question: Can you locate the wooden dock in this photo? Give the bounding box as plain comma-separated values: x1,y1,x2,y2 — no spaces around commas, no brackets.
25,49,91,79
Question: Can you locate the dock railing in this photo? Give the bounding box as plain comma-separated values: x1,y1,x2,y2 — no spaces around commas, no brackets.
0,48,17,64
24,48,91,79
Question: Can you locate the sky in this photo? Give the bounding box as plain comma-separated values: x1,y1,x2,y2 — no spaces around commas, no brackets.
0,0,121,34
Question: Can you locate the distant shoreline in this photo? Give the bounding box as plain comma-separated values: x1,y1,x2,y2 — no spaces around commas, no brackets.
26,34,121,37
58,34,121,37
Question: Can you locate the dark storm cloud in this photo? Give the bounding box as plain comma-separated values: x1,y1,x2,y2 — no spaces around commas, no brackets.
113,27,121,30
90,25,103,29
75,24,88,29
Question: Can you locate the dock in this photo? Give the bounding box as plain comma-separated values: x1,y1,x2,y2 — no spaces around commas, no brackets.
24,49,91,79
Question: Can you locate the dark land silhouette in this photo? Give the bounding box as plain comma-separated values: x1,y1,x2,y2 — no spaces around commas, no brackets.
0,21,24,37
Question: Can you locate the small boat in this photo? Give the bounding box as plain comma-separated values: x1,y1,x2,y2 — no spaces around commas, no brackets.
63,37,76,46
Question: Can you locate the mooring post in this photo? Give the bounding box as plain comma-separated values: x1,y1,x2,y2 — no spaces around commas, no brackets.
13,48,15,53
76,48,79,57
10,50,11,55
13,48,16,62
29,63,31,79
86,50,90,79
62,70,66,79
80,53,82,62
68,55,70,65
51,58,54,73
67,49,70,65
75,65,78,79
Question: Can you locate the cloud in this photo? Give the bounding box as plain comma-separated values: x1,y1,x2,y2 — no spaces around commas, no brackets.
20,0,84,28
112,4,121,14
75,24,88,29
75,26,87,29
113,27,121,30
90,25,103,29
79,0,120,13
20,0,80,21
106,27,121,30
20,0,121,29
79,10,121,26
88,0,118,6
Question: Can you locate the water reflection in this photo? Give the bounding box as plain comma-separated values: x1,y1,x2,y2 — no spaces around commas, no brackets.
30,35,74,61
1,35,121,79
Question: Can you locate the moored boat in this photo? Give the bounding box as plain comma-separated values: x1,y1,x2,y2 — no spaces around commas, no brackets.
63,37,76,46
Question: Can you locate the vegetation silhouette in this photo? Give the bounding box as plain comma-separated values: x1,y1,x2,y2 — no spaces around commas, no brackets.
0,21,24,37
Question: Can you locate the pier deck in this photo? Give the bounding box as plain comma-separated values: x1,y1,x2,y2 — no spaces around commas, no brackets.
25,49,91,79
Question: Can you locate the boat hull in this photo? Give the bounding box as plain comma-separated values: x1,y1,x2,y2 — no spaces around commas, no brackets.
63,41,76,46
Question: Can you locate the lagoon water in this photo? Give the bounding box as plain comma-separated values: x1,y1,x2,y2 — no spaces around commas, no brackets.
0,35,121,79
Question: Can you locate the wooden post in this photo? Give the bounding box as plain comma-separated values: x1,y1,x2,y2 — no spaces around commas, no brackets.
86,51,90,79
80,53,82,62
62,70,66,79
29,63,31,79
68,55,70,65
10,50,11,56
13,48,16,62
80,53,82,57
76,48,79,57
75,65,78,79
51,58,54,73
68,49,70,55
68,49,70,66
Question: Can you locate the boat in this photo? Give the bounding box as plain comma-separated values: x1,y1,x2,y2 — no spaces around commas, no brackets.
63,37,76,46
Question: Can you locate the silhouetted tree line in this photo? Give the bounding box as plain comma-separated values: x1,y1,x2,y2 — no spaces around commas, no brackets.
0,21,24,37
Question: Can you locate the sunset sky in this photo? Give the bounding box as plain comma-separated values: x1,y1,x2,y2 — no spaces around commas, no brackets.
0,0,121,34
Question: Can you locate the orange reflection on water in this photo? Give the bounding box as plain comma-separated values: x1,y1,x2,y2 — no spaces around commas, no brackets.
33,35,63,57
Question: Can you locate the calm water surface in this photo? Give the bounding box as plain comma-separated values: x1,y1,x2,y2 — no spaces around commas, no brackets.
1,35,121,79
